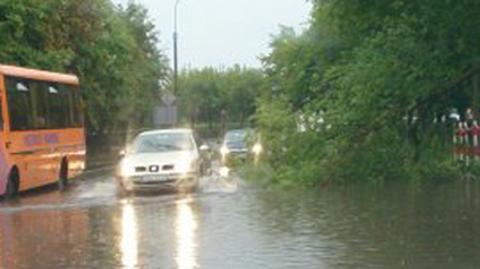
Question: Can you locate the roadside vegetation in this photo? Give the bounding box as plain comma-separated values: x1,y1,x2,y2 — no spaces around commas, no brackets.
0,0,169,151
256,0,480,184
3,0,479,183
177,65,263,137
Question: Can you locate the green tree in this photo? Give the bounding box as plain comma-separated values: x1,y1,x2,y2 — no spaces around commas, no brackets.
257,0,480,183
0,0,169,149
178,66,263,136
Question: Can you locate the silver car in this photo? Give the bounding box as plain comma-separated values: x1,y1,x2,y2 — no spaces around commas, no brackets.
116,129,208,193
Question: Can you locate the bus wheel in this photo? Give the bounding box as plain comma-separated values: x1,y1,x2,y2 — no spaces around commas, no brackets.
5,169,19,200
58,159,69,189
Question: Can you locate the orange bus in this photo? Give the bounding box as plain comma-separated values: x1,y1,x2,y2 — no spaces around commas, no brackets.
0,65,86,197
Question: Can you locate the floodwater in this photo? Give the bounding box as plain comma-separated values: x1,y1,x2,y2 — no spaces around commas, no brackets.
0,166,479,269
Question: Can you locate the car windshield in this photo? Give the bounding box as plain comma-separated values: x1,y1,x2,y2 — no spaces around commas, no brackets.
225,130,247,143
131,132,194,153
224,129,256,150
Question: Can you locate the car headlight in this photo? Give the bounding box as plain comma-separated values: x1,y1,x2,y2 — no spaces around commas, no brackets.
120,160,131,176
177,159,195,173
252,143,263,155
220,145,230,156
219,166,230,177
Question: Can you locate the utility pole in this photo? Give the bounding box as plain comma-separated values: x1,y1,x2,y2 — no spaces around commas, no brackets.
173,0,180,95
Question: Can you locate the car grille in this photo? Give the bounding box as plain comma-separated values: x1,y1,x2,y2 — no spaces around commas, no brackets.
135,165,174,173
135,166,147,172
162,164,175,171
136,179,176,185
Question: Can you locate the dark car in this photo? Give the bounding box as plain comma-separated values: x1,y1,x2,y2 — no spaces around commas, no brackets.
220,129,262,166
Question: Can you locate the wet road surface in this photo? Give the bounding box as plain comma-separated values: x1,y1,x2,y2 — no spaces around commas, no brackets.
0,165,479,269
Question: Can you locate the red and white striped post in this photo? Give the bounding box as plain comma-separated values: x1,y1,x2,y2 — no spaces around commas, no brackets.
455,122,466,161
472,121,480,161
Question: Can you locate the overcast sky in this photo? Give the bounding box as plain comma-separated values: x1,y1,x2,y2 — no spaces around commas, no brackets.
112,0,312,69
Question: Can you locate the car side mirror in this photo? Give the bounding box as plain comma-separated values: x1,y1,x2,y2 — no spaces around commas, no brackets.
199,144,210,152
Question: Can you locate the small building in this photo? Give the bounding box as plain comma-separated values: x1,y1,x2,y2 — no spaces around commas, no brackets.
153,91,178,127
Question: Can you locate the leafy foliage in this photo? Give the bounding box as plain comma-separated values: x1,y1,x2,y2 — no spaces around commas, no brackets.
257,0,480,183
178,65,263,131
0,0,169,144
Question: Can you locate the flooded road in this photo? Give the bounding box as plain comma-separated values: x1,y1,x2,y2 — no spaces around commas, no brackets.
0,166,479,269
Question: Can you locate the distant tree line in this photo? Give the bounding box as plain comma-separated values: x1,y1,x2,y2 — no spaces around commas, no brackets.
177,65,263,135
256,0,480,183
0,0,169,148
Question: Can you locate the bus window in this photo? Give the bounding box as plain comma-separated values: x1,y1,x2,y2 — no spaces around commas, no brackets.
67,86,75,126
6,77,83,130
6,77,34,131
48,84,71,129
72,90,84,127
58,84,80,128
29,80,49,129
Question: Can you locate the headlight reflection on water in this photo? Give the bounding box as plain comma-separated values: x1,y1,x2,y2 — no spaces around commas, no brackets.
119,197,199,269
175,198,199,269
120,202,138,269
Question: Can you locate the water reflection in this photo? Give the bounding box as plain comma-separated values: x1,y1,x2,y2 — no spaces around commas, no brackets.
121,202,138,269
175,197,198,269
0,213,15,269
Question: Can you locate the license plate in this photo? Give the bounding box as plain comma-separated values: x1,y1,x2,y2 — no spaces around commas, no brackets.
141,175,169,182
